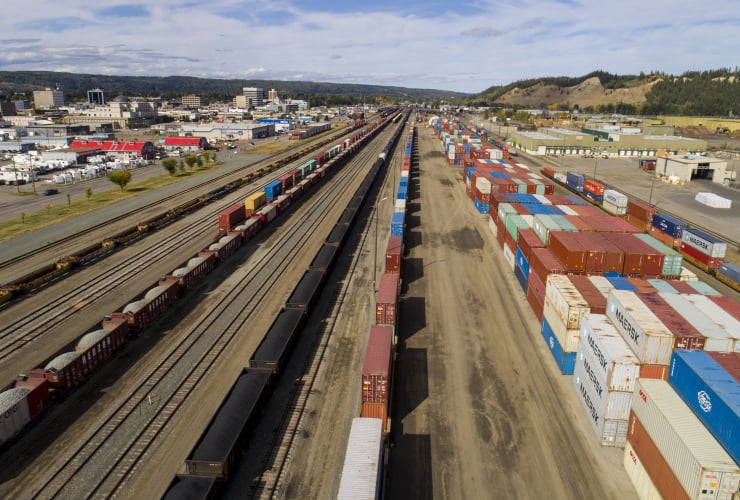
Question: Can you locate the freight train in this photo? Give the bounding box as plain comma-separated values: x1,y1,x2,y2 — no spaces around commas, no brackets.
163,116,409,498
539,166,740,292
0,114,402,450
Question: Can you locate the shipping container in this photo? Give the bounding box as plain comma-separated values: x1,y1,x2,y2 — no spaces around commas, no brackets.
681,228,727,260
376,273,400,325
337,418,384,500
681,295,739,347
631,379,740,499
569,275,607,314
529,247,566,284
218,203,246,235
541,318,576,375
580,314,640,392
635,292,706,351
651,213,686,239
622,441,665,500
264,180,283,202
707,352,740,382
627,413,692,500
385,236,403,274
545,274,590,331
668,350,740,464
548,231,587,272
244,191,267,216
362,326,394,405
606,290,674,365
658,293,735,352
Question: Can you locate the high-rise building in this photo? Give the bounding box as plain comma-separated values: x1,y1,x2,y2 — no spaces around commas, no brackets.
33,88,65,109
267,88,278,103
182,94,202,109
87,88,106,105
243,87,265,108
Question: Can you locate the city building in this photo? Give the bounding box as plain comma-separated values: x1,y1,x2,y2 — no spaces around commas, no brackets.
33,88,65,109
68,138,157,160
267,89,278,103
87,88,105,106
162,136,209,152
181,95,202,109
0,96,17,116
66,96,159,129
655,155,735,184
243,87,265,108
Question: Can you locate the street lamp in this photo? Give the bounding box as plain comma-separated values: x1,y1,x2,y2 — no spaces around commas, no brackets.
593,154,599,180
648,170,656,206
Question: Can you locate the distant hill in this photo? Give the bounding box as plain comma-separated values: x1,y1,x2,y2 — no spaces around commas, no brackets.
0,71,469,104
476,69,740,116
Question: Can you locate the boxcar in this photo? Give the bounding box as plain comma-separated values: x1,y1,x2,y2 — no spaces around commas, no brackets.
184,370,271,480
249,308,306,375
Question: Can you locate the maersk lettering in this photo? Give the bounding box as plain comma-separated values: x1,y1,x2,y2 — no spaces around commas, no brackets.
578,383,599,425
613,308,640,345
687,234,709,250
583,358,604,398
586,334,608,372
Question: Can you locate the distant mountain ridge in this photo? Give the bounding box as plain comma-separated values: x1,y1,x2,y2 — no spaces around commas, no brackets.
0,71,469,103
477,69,740,115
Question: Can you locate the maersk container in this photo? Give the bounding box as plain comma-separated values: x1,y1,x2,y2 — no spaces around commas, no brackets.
658,292,735,352
681,227,727,259
682,294,739,340
606,290,674,365
573,356,629,447
541,318,576,375
622,442,663,500
668,350,740,465
337,418,384,500
631,379,740,499
651,213,686,239
575,345,633,421
545,274,590,331
580,314,640,392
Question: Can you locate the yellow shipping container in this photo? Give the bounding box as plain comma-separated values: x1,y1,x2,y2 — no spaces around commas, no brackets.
245,191,266,214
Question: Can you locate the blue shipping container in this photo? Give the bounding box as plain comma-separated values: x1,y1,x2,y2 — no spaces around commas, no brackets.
566,172,585,192
605,276,636,291
391,212,405,238
565,195,587,206
651,213,686,238
489,172,509,179
474,198,490,214
668,350,740,465
397,186,408,200
718,262,740,288
514,261,528,294
541,318,576,375
264,180,283,201
515,246,530,278
582,191,603,204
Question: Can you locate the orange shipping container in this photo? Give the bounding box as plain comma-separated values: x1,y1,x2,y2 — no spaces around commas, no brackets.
360,402,388,432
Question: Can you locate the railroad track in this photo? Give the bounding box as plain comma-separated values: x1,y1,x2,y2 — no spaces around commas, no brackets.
29,134,384,499
0,169,291,366
249,129,397,499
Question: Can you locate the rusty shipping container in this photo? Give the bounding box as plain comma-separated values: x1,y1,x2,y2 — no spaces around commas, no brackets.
362,326,393,404
376,273,400,325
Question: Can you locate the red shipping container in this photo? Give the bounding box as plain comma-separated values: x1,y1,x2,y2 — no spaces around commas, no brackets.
529,247,566,284
665,280,700,294
625,213,651,232
361,402,388,432
571,205,603,217
568,275,606,314
385,236,403,274
563,215,593,232
516,229,545,262
587,233,625,274
362,326,393,404
571,232,606,273
628,200,655,223
14,377,49,420
627,411,690,500
639,364,668,380
680,242,724,269
543,184,555,195
542,166,556,177
548,231,587,272
495,216,505,248
218,203,246,235
636,292,706,350
604,233,644,276
504,227,516,252
490,193,507,214
707,352,740,382
376,273,400,325
512,203,531,216
622,235,664,276
583,179,605,196
627,278,657,294
709,296,740,322
526,271,546,318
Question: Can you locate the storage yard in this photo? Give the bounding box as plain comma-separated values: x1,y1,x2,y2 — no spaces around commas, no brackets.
0,110,739,499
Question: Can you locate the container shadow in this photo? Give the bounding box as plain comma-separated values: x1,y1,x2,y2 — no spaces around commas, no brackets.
385,432,433,500
402,257,424,288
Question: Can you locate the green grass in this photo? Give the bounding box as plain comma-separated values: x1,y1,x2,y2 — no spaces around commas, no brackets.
0,163,219,242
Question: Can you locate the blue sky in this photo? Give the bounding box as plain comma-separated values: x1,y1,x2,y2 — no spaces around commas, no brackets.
0,1,738,94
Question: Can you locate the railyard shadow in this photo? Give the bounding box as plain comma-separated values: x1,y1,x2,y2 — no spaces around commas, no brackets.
386,433,433,500
405,214,421,230
398,296,425,339
405,200,420,215
404,229,422,251
402,257,424,288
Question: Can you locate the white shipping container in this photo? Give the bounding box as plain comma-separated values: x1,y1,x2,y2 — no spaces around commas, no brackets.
555,204,578,215
545,274,590,330
631,379,740,499
588,276,615,299
543,297,580,352
475,176,492,194
337,418,384,500
575,346,633,420
682,294,740,345
623,442,663,500
602,199,627,215
680,266,699,281
606,290,674,365
554,172,567,183
486,148,504,160
681,230,727,259
394,199,406,211
400,170,409,178
604,189,629,207
657,292,735,352
580,314,640,392
573,360,628,447
533,194,552,205
502,243,515,270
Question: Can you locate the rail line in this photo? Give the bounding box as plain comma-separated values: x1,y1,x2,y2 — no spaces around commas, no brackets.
30,133,384,499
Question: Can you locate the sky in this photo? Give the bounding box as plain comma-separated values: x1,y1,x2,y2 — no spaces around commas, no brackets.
0,1,738,94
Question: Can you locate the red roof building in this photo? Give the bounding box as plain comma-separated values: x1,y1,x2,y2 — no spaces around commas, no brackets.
68,139,156,159
163,136,209,150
